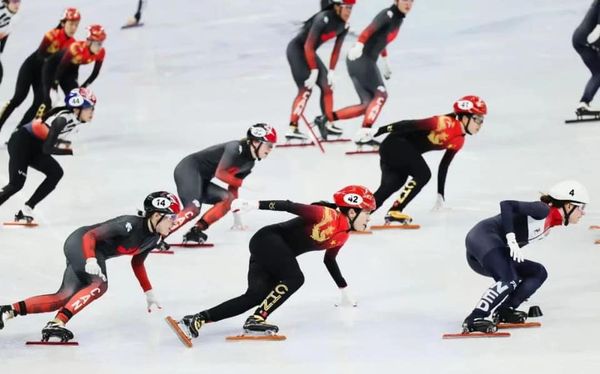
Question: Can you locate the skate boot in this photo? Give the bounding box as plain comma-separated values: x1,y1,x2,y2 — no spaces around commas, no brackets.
41,320,74,342
384,210,413,225
182,226,207,244
14,205,34,224
180,312,208,339
285,126,310,141
353,127,380,147
243,315,279,335
462,317,497,334
0,305,15,330
327,122,343,136
576,101,593,115
492,307,528,324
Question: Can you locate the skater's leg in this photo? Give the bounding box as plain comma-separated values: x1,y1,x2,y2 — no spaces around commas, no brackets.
25,154,63,209
502,260,548,309
0,131,34,206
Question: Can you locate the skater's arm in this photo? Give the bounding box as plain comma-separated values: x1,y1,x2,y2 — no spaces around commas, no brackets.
215,142,243,188
0,36,8,53
131,251,152,292
437,149,457,199
43,117,73,155
329,26,348,69
323,247,347,288
35,31,55,59
304,13,327,70
53,49,75,85
374,118,426,137
81,58,104,88
258,200,325,223
500,200,550,233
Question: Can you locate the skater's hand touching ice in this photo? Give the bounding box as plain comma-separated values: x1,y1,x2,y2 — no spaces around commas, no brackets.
335,287,357,307
145,290,162,313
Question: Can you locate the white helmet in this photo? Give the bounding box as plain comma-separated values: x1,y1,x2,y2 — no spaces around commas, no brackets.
548,180,590,204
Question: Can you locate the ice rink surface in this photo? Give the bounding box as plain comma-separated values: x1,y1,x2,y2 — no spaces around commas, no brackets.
1,1,600,373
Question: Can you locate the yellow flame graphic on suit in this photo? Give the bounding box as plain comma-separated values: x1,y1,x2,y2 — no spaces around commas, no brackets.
427,116,454,145
310,208,336,243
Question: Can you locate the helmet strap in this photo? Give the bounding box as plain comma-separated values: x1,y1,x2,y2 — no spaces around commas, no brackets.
463,115,473,135
250,140,263,161
562,205,576,226
346,208,360,231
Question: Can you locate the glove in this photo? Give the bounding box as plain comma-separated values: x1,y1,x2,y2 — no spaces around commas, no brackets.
347,42,364,61
230,212,248,231
327,69,336,90
145,290,162,313
334,287,357,307
231,198,259,214
381,56,392,80
588,24,600,44
431,193,445,211
304,69,319,90
506,233,524,263
49,87,62,107
85,258,107,282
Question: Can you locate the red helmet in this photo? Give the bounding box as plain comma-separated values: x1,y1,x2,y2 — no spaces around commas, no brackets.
247,123,277,144
453,95,487,116
62,7,81,22
334,185,376,211
87,24,107,42
332,0,356,4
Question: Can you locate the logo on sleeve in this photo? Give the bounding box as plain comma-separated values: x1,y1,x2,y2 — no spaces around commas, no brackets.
387,10,393,18
324,16,329,24
125,222,132,232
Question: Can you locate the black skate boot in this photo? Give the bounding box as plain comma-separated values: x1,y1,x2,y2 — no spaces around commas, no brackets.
14,205,34,224
243,315,279,335
180,312,208,339
492,307,528,324
0,305,15,330
462,317,497,334
182,226,207,244
314,115,329,140
41,320,74,342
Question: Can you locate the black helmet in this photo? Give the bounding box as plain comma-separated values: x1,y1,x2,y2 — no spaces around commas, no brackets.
143,191,181,215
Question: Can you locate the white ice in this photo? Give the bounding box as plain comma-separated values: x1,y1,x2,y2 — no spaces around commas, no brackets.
1,0,600,372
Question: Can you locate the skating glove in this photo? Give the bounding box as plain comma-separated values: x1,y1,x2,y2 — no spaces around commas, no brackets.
431,193,445,211
347,42,364,61
588,24,600,45
327,69,336,90
505,233,524,263
230,212,248,231
145,290,162,313
381,56,392,80
304,69,319,90
231,198,259,214
85,258,107,282
334,287,357,307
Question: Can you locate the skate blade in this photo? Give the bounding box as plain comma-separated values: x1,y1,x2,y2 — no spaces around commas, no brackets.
121,22,144,29
226,334,286,341
165,316,193,348
149,250,175,254
3,221,38,227
370,224,420,230
442,332,510,339
168,243,214,248
345,149,379,155
497,322,541,329
26,341,78,346
321,138,350,143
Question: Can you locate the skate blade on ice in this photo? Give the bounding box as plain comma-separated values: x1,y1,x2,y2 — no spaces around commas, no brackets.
370,224,420,230
226,333,286,341
165,316,193,348
497,322,541,329
26,341,79,346
3,221,39,227
442,331,510,339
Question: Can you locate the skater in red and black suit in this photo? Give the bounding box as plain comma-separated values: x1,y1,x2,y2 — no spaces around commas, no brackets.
169,124,277,244
285,0,353,141
0,192,181,342
461,181,588,334
0,87,96,224
0,7,80,134
371,95,487,224
39,24,106,120
0,0,22,86
315,0,414,144
171,185,374,341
